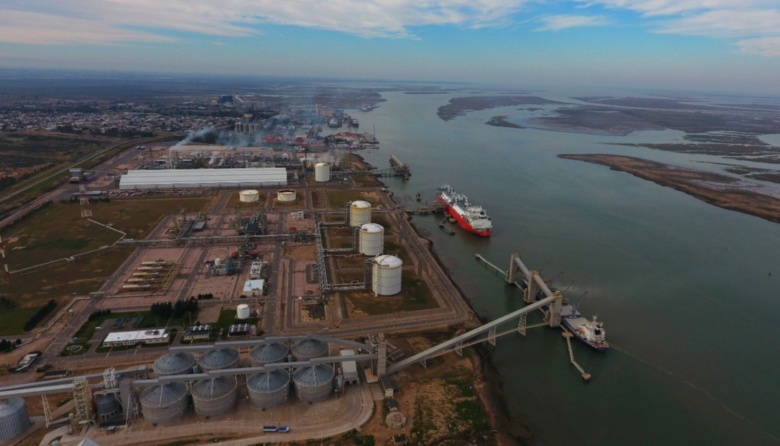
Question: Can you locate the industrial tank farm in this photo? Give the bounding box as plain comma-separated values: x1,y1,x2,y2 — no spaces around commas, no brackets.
139,382,189,424
191,377,238,417
247,370,291,409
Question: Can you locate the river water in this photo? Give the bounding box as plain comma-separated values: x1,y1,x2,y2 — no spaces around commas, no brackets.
345,90,780,445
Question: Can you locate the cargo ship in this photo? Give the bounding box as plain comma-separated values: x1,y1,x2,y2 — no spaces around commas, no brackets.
437,184,492,237
561,304,609,351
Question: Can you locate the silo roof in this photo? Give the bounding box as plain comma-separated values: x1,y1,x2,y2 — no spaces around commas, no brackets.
247,370,290,392
0,397,24,416
374,255,402,268
250,343,289,364
360,223,384,233
199,348,239,370
153,352,195,375
292,339,328,357
191,377,236,399
293,365,334,387
140,382,187,406
351,200,371,208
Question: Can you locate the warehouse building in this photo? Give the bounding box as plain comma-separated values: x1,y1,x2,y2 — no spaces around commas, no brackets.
119,168,287,190
102,329,169,347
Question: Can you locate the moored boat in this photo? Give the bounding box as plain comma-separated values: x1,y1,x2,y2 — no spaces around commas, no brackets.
437,184,492,237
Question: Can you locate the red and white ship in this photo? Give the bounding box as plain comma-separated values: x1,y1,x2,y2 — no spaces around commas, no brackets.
437,184,492,237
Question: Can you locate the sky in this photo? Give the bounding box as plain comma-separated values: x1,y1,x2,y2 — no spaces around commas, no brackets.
2,0,780,94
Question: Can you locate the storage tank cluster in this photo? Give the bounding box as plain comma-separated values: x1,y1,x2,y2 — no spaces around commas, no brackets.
293,365,335,402
139,382,189,424
349,200,371,227
239,189,260,203
276,189,297,202
153,351,196,376
249,343,289,366
291,339,328,361
359,223,384,256
314,162,331,182
191,377,238,417
372,254,403,296
198,347,240,372
247,370,291,409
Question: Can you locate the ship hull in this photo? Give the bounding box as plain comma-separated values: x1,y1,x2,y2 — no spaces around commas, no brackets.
441,201,491,237
561,318,609,352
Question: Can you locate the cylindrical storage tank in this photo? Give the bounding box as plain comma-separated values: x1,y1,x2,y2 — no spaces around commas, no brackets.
277,189,296,202
249,343,289,366
191,377,237,417
236,304,251,320
349,200,371,227
293,365,334,403
247,370,291,409
139,382,188,424
314,162,330,182
198,347,240,372
0,398,29,441
291,339,328,361
153,351,196,376
372,255,403,296
359,223,384,256
239,189,259,203
95,394,121,419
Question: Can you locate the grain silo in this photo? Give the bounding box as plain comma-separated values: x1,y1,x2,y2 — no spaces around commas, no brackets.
247,370,291,409
249,343,289,366
277,189,296,202
372,254,403,296
239,190,260,203
139,382,188,424
153,352,196,376
291,338,328,361
293,365,334,402
191,377,238,417
359,223,384,256
349,201,371,227
198,347,240,372
314,162,330,182
0,398,29,441
95,394,122,422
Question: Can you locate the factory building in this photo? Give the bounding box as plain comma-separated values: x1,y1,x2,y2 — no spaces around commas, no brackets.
119,168,287,190
102,329,169,347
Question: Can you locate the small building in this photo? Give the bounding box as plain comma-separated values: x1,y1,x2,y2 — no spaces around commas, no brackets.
183,325,212,341
102,329,169,347
228,324,251,337
340,349,359,385
243,279,265,296
387,398,399,412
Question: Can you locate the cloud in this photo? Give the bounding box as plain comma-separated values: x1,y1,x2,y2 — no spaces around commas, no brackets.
535,14,609,31
0,0,532,45
577,0,780,56
738,37,780,57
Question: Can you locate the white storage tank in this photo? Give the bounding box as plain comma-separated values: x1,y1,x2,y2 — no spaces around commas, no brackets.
314,162,330,182
359,223,384,256
247,370,291,409
0,398,29,441
236,304,251,320
239,190,260,203
293,365,334,403
277,189,296,202
139,382,188,424
372,255,403,296
249,343,289,366
349,200,371,227
191,377,238,417
198,347,240,372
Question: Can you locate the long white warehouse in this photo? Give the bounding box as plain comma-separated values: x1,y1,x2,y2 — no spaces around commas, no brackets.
119,168,287,190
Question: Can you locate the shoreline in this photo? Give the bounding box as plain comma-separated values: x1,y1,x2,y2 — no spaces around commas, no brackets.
559,153,780,224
